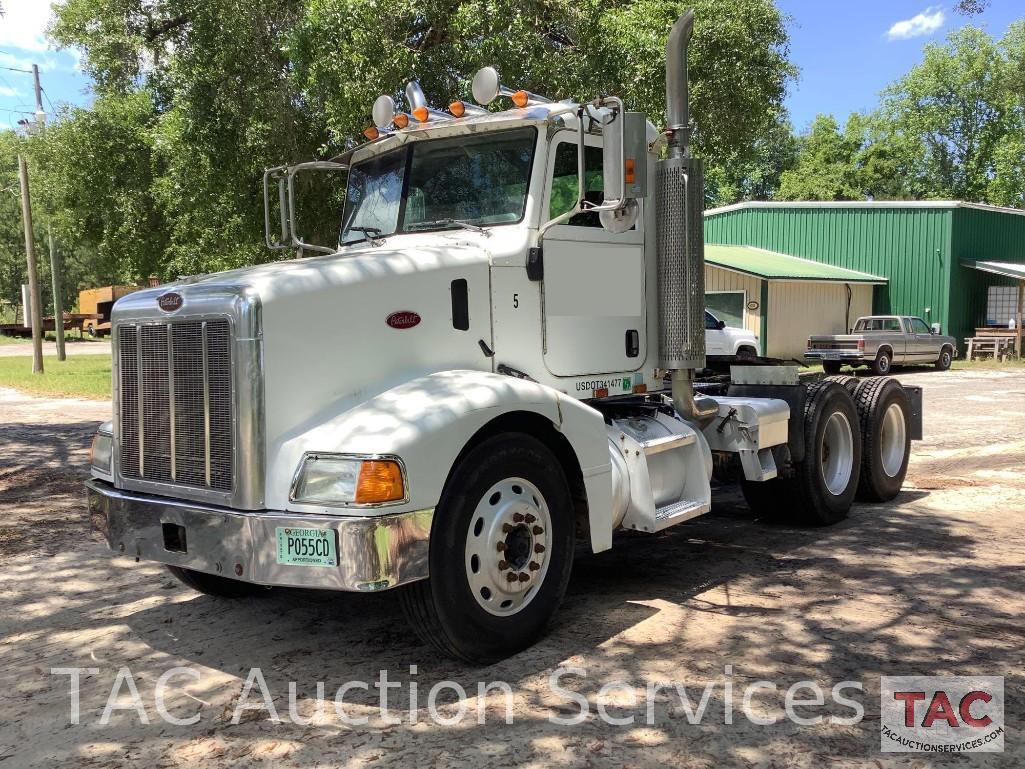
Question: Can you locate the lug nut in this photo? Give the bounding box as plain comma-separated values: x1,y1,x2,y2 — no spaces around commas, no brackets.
528,561,541,571
532,525,544,535
524,514,536,524
496,542,507,552
502,523,513,533
513,513,525,523
506,573,519,582
518,573,530,583
498,560,509,570
234,563,243,577
534,543,546,553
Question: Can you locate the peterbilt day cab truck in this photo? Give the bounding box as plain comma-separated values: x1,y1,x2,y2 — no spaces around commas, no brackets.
87,11,922,663
807,315,957,375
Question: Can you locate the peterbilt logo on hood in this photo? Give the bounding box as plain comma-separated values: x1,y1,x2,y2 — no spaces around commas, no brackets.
157,292,183,312
386,311,421,329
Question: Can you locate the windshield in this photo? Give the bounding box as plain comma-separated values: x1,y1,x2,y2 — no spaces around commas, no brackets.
340,127,538,245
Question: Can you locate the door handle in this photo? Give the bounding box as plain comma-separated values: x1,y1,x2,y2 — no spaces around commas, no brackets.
625,329,639,358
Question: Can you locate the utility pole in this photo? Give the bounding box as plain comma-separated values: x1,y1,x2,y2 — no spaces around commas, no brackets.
18,155,44,374
31,63,65,360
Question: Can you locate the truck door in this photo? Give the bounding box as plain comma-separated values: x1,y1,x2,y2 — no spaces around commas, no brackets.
906,317,936,360
540,138,646,376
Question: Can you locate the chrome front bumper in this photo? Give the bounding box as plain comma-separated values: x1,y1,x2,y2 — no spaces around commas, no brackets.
87,480,433,592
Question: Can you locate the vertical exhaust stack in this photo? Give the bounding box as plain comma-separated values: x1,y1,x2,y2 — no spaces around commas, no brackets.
657,10,716,421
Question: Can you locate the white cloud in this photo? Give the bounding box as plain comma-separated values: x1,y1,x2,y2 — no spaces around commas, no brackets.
887,7,946,40
0,85,23,98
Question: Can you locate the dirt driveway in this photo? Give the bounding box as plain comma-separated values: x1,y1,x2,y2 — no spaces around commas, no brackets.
1,369,1023,768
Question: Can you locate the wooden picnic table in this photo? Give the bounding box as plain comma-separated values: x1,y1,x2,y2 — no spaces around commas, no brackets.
965,334,1018,361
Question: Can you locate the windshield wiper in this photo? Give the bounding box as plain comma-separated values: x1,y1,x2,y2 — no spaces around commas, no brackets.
408,218,489,235
347,225,384,242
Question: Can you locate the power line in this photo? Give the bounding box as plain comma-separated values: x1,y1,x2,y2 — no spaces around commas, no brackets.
0,65,33,73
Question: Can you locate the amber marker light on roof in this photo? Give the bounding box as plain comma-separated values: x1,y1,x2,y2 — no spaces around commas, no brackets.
449,100,466,117
510,90,529,108
412,106,430,123
393,113,409,129
362,125,379,140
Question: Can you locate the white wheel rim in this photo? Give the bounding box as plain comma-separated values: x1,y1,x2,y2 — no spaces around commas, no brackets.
879,356,889,372
820,411,854,496
880,402,907,477
464,477,552,617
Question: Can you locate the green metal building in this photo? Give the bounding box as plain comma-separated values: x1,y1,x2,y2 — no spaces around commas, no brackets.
704,201,1025,346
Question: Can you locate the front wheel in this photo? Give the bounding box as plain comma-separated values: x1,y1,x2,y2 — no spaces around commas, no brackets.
399,434,574,663
935,347,953,371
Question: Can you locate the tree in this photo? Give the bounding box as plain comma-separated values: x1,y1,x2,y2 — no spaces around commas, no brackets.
43,0,796,280
875,25,1018,203
705,109,798,205
777,115,861,200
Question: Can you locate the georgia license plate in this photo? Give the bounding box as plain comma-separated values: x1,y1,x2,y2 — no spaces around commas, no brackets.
275,527,338,567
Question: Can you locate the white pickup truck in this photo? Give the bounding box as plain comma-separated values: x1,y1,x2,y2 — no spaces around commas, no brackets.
705,310,759,363
806,315,957,375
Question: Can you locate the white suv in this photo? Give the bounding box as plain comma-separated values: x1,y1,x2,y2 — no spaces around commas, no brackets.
705,310,760,362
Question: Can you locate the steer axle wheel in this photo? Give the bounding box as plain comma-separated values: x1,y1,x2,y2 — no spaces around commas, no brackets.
399,433,574,663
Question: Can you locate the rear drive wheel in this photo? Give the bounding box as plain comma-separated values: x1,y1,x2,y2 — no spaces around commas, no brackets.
822,360,843,375
870,349,892,376
790,381,862,525
823,374,859,394
851,377,911,502
935,347,953,371
399,434,574,663
165,565,266,597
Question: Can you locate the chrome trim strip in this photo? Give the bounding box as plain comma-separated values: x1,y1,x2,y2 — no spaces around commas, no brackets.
88,480,433,592
201,320,211,487
136,325,144,477
167,324,176,481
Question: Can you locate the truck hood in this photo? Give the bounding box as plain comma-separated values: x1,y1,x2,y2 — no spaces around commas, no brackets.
111,237,496,485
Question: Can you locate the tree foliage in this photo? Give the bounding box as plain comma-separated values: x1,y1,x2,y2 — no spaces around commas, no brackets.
30,0,794,282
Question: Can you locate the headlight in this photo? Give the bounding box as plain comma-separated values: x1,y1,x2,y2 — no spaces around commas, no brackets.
91,431,113,474
291,454,406,506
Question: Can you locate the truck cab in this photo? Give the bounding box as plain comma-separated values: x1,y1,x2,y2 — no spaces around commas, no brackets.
87,11,920,663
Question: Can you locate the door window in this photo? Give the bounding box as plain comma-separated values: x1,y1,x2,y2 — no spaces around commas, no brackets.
910,318,932,334
705,292,745,329
548,142,605,228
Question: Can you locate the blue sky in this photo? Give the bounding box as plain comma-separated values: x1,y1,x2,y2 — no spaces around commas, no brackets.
0,0,1023,132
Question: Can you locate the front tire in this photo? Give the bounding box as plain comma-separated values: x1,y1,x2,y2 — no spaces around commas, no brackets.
935,347,953,371
399,433,574,663
165,565,266,597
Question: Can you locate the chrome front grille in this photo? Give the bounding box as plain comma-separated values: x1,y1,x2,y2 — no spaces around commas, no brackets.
117,320,234,492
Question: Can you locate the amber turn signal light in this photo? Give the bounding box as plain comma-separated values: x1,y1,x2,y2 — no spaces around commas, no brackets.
355,460,405,504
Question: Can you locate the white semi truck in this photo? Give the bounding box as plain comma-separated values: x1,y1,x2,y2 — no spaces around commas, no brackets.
87,11,921,663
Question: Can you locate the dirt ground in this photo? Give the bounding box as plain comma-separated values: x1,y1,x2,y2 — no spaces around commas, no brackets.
0,339,111,358
0,368,1022,768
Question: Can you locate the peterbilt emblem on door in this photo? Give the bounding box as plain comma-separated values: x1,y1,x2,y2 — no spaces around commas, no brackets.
157,292,183,312
386,311,421,329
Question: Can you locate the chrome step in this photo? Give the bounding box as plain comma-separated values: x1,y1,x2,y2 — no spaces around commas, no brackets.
653,499,710,531
638,432,696,456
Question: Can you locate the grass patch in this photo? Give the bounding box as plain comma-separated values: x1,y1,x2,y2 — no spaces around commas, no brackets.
0,355,112,400
952,357,1025,369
